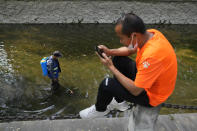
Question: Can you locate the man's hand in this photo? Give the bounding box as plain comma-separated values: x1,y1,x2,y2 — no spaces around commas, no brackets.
98,45,111,56
96,52,115,70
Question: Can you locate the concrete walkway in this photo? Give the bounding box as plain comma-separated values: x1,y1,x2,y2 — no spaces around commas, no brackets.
0,113,197,131
0,1,196,24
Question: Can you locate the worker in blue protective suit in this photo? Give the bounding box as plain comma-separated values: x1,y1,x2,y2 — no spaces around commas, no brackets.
47,51,62,91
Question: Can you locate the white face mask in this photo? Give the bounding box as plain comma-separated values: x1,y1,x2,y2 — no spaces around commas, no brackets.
128,34,138,49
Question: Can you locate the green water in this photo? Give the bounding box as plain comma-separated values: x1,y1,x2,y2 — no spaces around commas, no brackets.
0,24,196,118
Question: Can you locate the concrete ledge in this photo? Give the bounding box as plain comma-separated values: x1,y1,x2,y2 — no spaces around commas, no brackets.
0,113,197,131
0,1,196,24
1,0,197,2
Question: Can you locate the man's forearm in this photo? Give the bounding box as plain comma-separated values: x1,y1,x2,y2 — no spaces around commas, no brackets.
109,47,134,56
109,66,144,96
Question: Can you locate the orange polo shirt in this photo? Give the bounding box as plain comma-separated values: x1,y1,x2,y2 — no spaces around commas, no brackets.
134,29,177,106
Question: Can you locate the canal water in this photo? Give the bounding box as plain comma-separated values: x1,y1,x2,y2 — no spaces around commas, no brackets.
0,24,196,118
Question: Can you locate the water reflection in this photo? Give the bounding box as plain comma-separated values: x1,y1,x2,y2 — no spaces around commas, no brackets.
0,43,16,84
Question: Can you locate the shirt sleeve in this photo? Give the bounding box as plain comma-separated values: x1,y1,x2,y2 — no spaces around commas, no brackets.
134,57,164,89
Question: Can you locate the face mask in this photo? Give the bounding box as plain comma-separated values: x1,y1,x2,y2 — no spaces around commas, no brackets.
128,34,138,49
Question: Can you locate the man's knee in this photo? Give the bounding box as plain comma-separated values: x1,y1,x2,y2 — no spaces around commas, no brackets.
113,56,128,64
112,56,136,67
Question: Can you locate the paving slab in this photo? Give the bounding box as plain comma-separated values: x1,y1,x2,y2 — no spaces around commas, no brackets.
0,113,197,131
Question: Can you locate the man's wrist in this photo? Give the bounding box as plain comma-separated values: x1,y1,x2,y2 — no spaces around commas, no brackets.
107,49,112,56
109,65,116,72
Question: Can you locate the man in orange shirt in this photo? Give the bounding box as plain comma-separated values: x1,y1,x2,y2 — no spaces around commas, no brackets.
80,13,177,118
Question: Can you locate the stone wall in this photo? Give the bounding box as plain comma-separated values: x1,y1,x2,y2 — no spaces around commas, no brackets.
0,1,196,24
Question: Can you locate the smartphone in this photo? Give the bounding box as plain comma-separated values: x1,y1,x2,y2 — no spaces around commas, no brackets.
95,46,104,58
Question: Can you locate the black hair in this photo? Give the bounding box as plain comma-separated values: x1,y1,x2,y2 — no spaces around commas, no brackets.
53,51,62,57
116,12,146,37
54,54,61,57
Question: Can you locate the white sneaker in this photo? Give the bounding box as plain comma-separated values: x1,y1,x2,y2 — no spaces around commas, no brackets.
79,105,110,119
107,98,130,112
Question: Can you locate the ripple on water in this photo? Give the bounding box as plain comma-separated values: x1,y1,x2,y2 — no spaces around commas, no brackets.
23,105,55,115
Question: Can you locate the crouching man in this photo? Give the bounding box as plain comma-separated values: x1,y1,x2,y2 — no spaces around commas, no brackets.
79,13,177,119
